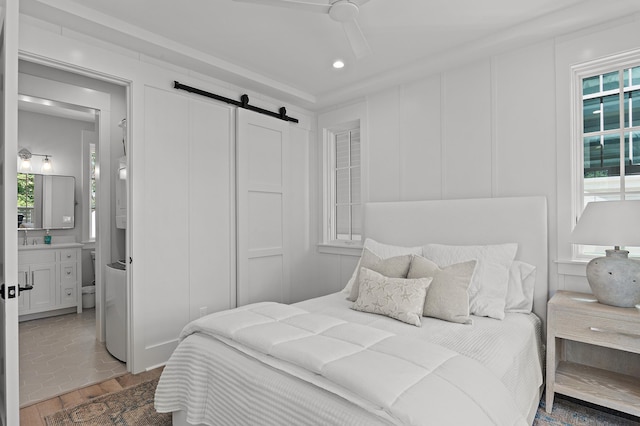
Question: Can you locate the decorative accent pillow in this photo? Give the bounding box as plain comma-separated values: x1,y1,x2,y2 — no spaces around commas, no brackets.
342,239,422,295
505,261,537,313
351,267,432,326
421,243,517,320
407,255,476,324
347,248,413,302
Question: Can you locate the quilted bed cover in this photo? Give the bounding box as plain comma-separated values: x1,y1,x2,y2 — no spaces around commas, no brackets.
155,293,543,426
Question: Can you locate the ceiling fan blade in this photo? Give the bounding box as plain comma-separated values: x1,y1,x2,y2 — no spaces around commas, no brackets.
233,0,330,14
342,19,371,59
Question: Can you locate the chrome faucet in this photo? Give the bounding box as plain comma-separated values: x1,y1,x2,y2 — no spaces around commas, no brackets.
22,229,27,246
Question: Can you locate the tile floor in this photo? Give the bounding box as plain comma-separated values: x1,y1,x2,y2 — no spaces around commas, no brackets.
19,308,127,407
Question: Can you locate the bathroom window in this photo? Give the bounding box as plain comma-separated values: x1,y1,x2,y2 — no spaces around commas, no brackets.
81,130,97,244
17,173,35,226
89,144,96,240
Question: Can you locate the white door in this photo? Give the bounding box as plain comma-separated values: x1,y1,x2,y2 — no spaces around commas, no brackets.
0,0,20,424
236,109,291,306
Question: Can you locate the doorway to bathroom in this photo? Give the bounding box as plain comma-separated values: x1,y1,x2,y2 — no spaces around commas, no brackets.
16,59,129,407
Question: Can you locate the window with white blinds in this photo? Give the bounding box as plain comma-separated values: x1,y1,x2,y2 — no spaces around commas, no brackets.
573,51,640,257
330,128,362,243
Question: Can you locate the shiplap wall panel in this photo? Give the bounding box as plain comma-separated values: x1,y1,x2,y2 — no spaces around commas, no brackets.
399,76,442,201
142,86,190,362
442,60,493,199
367,88,401,202
188,99,234,320
493,41,556,198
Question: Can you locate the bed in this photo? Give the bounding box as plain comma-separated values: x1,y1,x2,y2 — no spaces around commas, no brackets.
155,196,548,425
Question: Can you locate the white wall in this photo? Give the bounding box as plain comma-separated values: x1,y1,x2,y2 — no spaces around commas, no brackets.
315,15,640,301
19,15,314,373
17,111,93,254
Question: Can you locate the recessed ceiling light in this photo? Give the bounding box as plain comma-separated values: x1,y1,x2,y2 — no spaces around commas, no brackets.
333,60,345,69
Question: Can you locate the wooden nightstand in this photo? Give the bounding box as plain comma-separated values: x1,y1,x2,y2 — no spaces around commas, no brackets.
546,290,640,416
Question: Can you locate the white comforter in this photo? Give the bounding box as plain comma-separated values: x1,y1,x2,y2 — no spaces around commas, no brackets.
156,301,528,426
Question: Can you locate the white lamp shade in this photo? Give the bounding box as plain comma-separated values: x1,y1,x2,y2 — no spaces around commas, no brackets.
571,200,640,247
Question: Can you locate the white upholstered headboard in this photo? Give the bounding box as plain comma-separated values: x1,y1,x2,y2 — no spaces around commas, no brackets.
363,196,549,327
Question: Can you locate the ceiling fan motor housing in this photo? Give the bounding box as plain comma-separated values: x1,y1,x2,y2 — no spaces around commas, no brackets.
329,1,359,22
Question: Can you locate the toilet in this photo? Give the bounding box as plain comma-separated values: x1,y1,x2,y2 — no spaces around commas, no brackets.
82,286,95,309
82,250,97,309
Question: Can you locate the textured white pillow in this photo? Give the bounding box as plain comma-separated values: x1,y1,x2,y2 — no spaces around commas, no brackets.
407,256,476,324
347,248,413,302
421,243,518,320
505,261,536,313
342,238,422,295
351,267,432,326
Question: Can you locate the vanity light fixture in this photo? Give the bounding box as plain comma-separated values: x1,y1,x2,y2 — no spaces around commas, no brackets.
41,155,53,174
18,148,32,172
18,148,54,174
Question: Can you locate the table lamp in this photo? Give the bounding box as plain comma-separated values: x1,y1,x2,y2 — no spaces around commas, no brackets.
570,200,640,307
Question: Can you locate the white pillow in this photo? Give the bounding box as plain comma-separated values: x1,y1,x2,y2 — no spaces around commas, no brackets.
421,243,518,320
505,260,536,313
351,267,432,327
342,238,422,294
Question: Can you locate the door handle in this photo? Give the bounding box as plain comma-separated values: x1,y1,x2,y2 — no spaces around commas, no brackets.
18,285,34,294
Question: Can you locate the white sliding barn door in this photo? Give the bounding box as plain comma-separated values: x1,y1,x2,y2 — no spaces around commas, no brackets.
236,109,290,306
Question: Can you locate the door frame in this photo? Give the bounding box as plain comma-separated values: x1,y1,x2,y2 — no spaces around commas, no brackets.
1,0,21,423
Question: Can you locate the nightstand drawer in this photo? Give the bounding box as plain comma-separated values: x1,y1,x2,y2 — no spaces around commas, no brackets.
554,310,640,353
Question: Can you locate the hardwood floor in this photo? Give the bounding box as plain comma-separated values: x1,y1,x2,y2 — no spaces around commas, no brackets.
19,366,163,426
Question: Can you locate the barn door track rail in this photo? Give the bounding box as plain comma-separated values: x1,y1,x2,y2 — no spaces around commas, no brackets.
173,81,299,123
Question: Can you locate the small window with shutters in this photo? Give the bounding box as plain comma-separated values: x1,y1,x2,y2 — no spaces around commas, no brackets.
323,123,362,245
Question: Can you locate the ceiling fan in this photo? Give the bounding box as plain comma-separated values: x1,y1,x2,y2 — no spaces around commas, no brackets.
233,0,372,59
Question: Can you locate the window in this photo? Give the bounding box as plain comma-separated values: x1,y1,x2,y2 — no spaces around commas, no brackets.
89,143,96,240
81,129,97,245
17,173,35,226
324,123,362,245
574,52,640,256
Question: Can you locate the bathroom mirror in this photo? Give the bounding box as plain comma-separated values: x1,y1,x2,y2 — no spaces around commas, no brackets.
18,173,75,230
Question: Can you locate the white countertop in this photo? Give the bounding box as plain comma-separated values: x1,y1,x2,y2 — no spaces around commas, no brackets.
18,242,84,251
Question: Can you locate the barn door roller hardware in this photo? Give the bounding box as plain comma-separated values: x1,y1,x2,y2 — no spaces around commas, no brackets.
173,81,299,123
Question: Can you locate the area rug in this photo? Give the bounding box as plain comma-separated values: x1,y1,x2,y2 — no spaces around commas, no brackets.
45,378,171,426
535,395,640,425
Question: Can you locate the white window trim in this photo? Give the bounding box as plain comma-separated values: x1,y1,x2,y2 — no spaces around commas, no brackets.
322,119,362,249
317,101,368,256
81,130,97,244
571,48,640,261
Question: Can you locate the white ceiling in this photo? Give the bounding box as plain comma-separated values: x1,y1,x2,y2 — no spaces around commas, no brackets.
20,0,640,110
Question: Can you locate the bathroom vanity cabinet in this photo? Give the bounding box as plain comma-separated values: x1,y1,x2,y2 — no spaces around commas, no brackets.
18,244,83,321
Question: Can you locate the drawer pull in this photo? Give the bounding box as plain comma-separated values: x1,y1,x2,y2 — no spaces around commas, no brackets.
589,326,640,339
